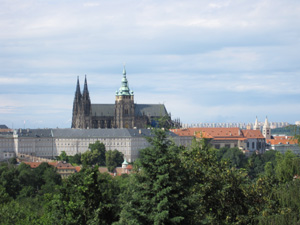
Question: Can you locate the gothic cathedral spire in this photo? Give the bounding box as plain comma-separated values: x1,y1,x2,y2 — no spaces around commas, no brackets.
72,76,82,128
82,75,91,116
71,76,92,129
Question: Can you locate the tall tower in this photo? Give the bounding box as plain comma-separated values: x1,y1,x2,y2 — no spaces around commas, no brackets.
72,77,82,128
114,66,135,128
82,75,92,128
262,116,271,139
254,116,260,130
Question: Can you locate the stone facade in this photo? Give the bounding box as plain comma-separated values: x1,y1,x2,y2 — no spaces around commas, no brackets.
71,67,180,129
1,128,192,162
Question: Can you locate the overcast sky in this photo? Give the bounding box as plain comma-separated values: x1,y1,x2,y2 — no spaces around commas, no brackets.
0,0,299,128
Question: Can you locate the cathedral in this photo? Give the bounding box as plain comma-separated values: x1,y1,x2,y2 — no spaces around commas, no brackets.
71,67,180,129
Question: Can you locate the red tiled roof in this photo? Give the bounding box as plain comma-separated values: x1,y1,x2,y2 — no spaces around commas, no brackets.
242,129,265,139
23,161,76,170
267,137,298,145
23,162,42,168
171,128,243,139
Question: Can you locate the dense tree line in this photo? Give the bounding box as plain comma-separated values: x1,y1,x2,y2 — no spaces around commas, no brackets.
1,129,300,224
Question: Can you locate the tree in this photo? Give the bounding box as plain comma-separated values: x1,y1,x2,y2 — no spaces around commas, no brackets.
58,151,68,162
44,167,121,224
220,147,248,168
81,141,106,166
181,138,263,224
275,150,300,183
117,129,189,225
68,153,82,165
105,150,124,172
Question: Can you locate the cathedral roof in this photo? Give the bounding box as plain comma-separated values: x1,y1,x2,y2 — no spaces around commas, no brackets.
91,104,115,117
135,104,168,117
90,104,168,118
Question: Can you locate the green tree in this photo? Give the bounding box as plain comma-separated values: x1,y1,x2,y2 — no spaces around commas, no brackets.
221,147,248,168
68,153,82,165
117,129,189,225
44,167,121,224
81,141,106,166
106,150,124,172
182,138,262,224
275,150,300,183
58,151,68,162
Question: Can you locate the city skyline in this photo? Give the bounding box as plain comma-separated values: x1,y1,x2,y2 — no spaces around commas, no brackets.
0,0,300,128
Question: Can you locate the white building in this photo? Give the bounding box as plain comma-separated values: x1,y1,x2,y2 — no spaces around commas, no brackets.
1,128,192,162
0,132,15,161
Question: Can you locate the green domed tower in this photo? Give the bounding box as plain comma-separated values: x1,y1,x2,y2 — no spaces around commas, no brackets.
114,66,135,128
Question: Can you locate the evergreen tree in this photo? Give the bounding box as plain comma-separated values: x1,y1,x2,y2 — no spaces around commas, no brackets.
117,129,189,225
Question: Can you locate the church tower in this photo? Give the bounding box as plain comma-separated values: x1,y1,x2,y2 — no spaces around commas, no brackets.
114,66,135,128
262,116,271,139
82,75,92,128
72,77,82,128
254,116,260,130
71,76,92,129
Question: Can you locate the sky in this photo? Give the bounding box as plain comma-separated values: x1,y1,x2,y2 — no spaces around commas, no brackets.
0,0,300,129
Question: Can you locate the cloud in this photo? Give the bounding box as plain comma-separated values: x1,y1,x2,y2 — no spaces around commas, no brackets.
0,0,300,128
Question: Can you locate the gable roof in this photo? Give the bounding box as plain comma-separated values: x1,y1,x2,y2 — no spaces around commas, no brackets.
90,103,168,118
91,104,114,117
242,129,265,139
134,104,168,117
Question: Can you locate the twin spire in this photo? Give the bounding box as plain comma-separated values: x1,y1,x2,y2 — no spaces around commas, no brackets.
254,116,270,130
75,75,90,100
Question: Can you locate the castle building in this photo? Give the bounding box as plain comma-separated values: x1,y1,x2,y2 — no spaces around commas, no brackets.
0,128,191,162
72,67,179,129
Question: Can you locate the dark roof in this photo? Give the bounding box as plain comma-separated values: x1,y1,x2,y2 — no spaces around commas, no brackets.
0,125,8,129
16,129,53,138
91,104,114,117
14,128,177,138
91,104,168,118
52,128,177,138
135,104,168,117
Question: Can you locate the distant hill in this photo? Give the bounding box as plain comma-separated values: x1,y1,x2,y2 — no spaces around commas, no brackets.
272,125,300,136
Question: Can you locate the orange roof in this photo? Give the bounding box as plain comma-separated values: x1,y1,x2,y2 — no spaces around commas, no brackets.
267,137,298,145
171,128,243,139
75,166,81,172
23,161,77,170
23,162,42,168
273,136,293,140
242,130,265,139
127,164,133,170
